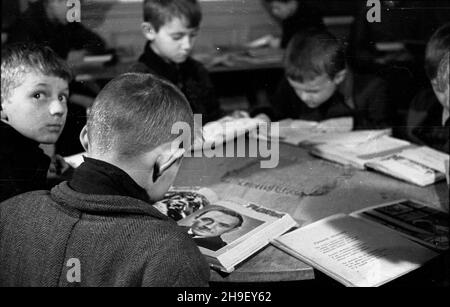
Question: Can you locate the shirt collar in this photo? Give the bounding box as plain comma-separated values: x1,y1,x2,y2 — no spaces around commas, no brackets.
0,120,42,154
69,157,151,203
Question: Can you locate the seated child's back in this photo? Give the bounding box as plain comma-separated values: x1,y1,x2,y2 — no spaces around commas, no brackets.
0,73,210,287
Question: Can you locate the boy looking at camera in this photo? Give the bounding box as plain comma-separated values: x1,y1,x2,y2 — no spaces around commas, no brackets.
0,43,71,202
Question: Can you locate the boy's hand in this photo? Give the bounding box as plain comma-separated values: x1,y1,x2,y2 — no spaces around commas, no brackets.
254,113,271,125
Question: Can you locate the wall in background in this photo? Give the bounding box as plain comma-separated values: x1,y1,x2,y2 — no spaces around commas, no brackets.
81,0,281,59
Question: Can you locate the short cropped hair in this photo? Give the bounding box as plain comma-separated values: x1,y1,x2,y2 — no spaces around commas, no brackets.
437,52,449,93
196,209,244,229
143,0,202,31
285,28,346,82
88,73,194,158
425,23,450,80
1,43,72,105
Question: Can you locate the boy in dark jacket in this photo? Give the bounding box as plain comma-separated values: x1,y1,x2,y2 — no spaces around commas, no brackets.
405,23,450,153
0,43,71,202
0,73,210,287
257,28,392,130
8,0,108,156
130,0,223,124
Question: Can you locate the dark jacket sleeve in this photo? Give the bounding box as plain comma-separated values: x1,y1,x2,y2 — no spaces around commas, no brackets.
404,90,449,153
67,23,106,54
354,76,392,129
251,77,293,121
183,61,224,124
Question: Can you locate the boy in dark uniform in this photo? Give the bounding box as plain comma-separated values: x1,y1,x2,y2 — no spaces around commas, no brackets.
130,0,223,124
0,43,71,202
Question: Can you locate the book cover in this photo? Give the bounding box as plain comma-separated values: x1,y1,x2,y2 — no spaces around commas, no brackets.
154,187,298,273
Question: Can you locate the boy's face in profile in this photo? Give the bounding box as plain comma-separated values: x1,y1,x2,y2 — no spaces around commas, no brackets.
146,17,198,64
288,74,342,108
1,71,69,144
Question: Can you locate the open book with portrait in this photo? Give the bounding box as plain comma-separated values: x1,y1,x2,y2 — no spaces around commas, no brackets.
272,199,447,287
153,187,298,273
310,134,449,187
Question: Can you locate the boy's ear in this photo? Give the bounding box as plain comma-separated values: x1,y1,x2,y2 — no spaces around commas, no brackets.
333,69,347,85
142,22,157,41
79,125,90,152
152,148,185,183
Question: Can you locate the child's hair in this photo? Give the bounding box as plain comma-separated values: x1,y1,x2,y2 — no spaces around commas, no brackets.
437,52,449,93
284,28,346,82
143,0,202,31
425,23,450,80
1,43,72,105
88,73,194,158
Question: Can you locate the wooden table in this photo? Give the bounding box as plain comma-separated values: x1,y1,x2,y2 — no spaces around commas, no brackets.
174,137,449,283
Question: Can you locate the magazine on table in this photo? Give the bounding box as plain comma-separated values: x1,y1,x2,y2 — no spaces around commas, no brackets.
154,187,298,273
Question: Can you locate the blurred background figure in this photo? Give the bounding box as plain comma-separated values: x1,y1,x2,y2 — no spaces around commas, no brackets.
262,0,325,48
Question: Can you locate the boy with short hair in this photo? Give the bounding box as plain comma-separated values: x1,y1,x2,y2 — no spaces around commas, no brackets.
259,28,392,129
0,43,71,202
130,0,223,124
8,0,109,156
0,73,210,287
405,23,449,153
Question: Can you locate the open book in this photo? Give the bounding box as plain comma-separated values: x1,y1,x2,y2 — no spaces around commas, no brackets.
311,135,449,187
194,115,266,151
257,117,355,146
273,199,447,287
154,187,298,273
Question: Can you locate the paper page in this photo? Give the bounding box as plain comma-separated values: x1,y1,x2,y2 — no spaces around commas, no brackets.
398,147,449,174
274,215,437,287
272,118,354,145
366,155,443,186
352,199,449,251
304,129,392,146
199,117,265,150
311,136,412,169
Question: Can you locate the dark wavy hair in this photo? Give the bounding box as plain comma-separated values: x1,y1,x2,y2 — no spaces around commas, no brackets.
285,27,346,82
425,23,450,80
143,0,202,31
